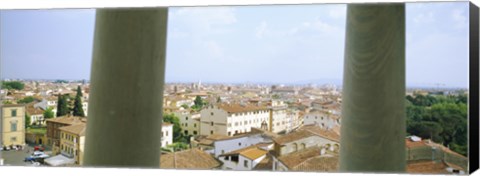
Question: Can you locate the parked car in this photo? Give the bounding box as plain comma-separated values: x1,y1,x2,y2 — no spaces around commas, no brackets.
34,145,45,151
24,156,36,162
33,151,44,156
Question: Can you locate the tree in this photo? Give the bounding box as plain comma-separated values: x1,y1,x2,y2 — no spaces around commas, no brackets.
2,81,25,90
43,107,55,119
18,96,36,104
163,113,183,142
25,114,31,129
76,85,83,97
180,104,189,109
72,86,85,117
56,95,69,117
167,142,189,151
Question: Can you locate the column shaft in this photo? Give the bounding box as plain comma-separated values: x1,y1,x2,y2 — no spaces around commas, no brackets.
83,8,168,167
340,4,406,172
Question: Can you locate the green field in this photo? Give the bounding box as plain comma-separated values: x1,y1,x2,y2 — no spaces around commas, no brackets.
27,127,47,135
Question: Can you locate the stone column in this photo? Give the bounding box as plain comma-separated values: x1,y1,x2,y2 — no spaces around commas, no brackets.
339,4,406,172
83,8,168,168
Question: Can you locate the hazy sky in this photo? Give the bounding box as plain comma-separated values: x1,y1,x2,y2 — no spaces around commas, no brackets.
0,2,470,88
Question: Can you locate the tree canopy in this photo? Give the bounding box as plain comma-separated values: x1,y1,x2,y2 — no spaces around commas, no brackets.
406,94,468,156
72,86,85,117
43,107,55,119
2,81,24,90
18,96,37,104
56,95,69,117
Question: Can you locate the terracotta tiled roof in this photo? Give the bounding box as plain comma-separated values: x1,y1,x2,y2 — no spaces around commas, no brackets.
253,154,273,170
46,116,86,125
272,130,314,145
407,160,451,174
220,145,268,160
217,103,269,113
160,148,221,169
278,146,338,172
299,125,340,142
26,104,44,115
273,125,339,145
59,123,86,136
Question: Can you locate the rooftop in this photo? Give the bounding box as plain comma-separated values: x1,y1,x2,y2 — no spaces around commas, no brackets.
59,123,86,136
46,116,86,125
160,148,221,169
217,103,269,113
277,146,338,172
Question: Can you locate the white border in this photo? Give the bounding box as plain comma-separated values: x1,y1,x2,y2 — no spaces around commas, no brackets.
0,0,474,9
0,0,478,176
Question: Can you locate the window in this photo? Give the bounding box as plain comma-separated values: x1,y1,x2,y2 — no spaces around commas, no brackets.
11,109,17,117
244,160,248,168
315,116,318,119
293,143,298,152
186,117,188,120
211,112,214,116
184,130,188,135
10,137,17,142
221,150,225,154
194,124,197,127
11,122,17,131
228,132,231,136
193,131,197,135
238,142,241,146
166,131,168,136
210,130,214,135
211,121,214,126
161,131,164,137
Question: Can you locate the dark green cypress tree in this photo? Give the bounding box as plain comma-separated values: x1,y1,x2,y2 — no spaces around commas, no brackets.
73,86,85,117
56,94,69,117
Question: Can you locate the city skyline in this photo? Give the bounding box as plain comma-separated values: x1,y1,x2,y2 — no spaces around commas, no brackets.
0,2,470,88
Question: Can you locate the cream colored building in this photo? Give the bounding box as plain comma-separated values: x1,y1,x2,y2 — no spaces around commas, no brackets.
1,104,26,147
176,110,200,136
200,104,270,136
59,123,86,165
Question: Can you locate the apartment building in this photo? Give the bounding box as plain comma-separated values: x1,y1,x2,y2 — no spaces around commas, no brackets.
1,104,26,147
176,110,200,136
200,103,270,136
59,123,86,165
303,109,340,129
161,123,173,147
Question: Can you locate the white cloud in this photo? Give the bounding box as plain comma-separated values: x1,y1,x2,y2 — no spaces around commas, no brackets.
255,17,343,40
202,40,223,58
328,5,346,19
170,7,236,32
255,21,269,39
451,8,467,29
413,11,435,24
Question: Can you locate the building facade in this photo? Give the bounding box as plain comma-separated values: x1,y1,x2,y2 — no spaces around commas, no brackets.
200,104,270,136
59,123,86,165
1,104,26,147
161,123,173,147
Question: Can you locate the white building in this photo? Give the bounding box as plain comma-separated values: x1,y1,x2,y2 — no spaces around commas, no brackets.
303,109,340,129
161,123,173,147
218,145,269,170
82,102,88,116
176,111,200,136
269,100,289,133
200,104,270,136
201,130,274,157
